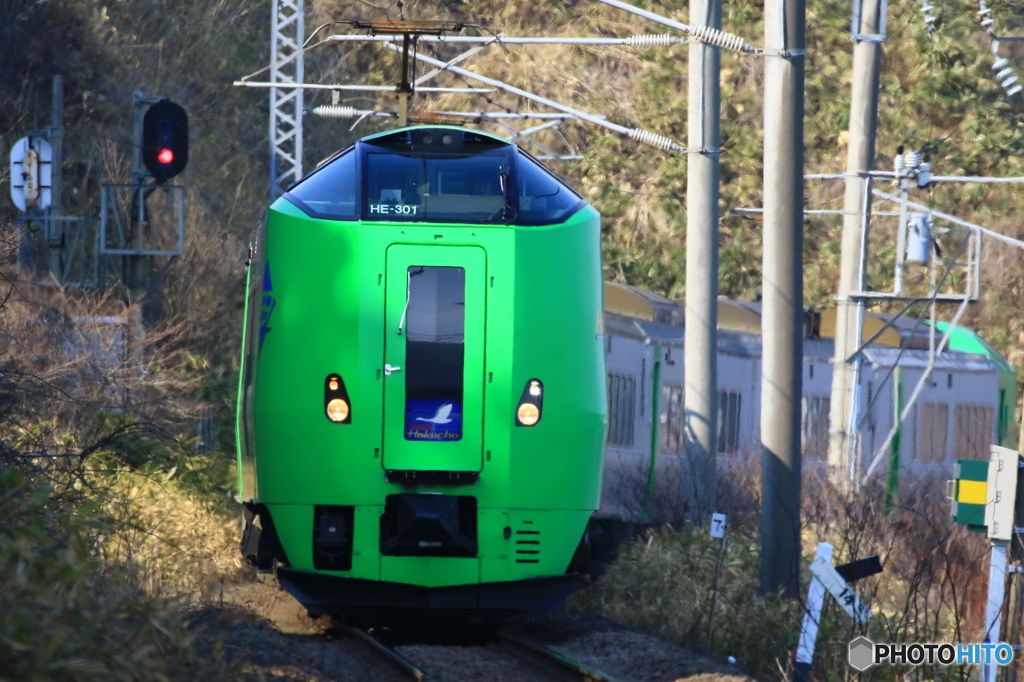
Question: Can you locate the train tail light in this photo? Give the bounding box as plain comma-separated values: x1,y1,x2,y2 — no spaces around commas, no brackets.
515,379,543,427
325,374,352,423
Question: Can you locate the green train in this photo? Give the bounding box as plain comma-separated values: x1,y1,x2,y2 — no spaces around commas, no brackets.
236,126,607,617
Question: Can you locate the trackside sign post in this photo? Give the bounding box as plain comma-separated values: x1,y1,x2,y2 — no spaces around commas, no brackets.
949,445,1023,682
794,542,879,681
809,554,872,624
10,136,53,212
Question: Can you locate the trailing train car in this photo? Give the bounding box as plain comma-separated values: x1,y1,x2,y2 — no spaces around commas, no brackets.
598,283,1016,526
236,126,606,618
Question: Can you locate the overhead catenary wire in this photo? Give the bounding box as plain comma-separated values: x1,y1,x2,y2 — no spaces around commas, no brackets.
312,106,606,121
383,43,687,153
592,0,757,53
807,171,1024,182
236,81,494,93
325,34,690,46
410,38,582,160
873,188,1024,251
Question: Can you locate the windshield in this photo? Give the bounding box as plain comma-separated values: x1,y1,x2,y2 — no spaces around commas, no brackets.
516,152,583,224
365,152,509,224
285,150,358,221
283,127,586,225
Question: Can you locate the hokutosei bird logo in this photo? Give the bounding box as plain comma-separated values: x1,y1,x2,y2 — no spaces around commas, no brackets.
416,402,454,425
259,260,276,353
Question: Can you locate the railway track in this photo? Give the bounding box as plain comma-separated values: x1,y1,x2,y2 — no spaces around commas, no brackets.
346,625,623,682
495,631,622,682
347,625,442,681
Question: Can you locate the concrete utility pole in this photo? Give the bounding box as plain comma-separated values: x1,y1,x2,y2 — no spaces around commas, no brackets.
684,0,722,524
48,76,64,277
760,0,805,598
826,0,886,492
1002,424,1024,682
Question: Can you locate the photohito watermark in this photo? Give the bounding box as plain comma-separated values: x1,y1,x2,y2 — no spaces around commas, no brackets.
848,637,1014,671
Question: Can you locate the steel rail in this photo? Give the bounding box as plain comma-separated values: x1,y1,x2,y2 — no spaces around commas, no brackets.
348,627,442,682
496,632,623,682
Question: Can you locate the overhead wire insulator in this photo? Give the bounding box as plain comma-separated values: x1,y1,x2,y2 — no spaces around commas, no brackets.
917,162,931,188
630,128,685,153
993,57,1010,70
997,67,1014,79
313,105,358,119
1007,85,1023,96
921,0,937,30
624,34,686,47
1003,76,1019,88
688,25,755,53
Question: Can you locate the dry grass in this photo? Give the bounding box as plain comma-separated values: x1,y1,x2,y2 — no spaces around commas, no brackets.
576,462,991,680
99,462,245,600
0,464,241,680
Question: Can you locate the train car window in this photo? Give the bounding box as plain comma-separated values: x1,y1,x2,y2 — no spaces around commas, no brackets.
403,266,466,442
365,152,509,224
717,391,742,454
606,373,636,447
515,153,585,225
953,404,993,461
658,384,684,455
801,396,830,460
285,150,358,220
919,402,949,462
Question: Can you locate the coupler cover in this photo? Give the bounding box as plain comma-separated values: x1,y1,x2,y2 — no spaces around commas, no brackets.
380,493,477,557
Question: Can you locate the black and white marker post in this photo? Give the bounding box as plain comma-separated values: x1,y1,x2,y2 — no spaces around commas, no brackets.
794,542,880,681
707,513,728,651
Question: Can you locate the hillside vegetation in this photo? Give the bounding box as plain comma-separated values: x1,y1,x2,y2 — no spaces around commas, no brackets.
1,0,1023,678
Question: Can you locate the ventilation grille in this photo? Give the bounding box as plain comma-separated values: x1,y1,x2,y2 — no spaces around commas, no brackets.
514,520,541,564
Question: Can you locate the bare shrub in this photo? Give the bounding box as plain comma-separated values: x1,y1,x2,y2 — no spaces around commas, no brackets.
581,458,991,680
801,474,988,679
0,464,240,679
0,209,242,581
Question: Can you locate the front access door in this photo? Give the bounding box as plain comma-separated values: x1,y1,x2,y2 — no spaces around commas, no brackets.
383,245,486,472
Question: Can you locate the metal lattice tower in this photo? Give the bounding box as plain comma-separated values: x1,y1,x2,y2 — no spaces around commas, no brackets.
270,0,304,197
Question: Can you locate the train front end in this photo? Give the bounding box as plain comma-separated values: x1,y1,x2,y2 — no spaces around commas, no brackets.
236,126,606,618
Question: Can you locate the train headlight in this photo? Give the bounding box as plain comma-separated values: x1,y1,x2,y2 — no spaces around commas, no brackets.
326,398,350,423
515,379,543,427
324,374,352,423
517,402,540,426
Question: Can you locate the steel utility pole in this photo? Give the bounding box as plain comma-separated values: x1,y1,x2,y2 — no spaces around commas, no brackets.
826,0,886,493
761,0,805,598
269,0,304,197
684,0,722,523
48,76,64,277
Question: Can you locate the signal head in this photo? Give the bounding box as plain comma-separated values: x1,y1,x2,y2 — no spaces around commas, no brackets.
142,99,188,181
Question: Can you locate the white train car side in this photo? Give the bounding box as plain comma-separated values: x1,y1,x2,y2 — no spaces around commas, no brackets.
597,282,1016,527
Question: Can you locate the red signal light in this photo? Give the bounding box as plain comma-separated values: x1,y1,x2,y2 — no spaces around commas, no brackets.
142,100,188,181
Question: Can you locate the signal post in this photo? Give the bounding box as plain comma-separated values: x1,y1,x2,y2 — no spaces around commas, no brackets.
1004,425,1024,682
951,446,1024,682
102,92,188,323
